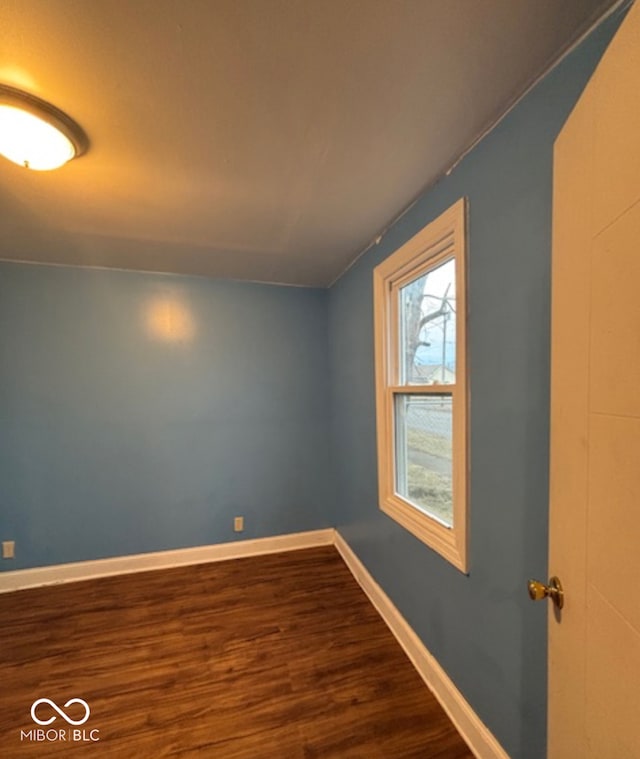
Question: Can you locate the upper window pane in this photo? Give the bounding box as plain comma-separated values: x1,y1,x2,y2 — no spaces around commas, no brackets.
399,257,456,385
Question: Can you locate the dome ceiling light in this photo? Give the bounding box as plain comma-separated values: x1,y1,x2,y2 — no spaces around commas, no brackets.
0,84,88,171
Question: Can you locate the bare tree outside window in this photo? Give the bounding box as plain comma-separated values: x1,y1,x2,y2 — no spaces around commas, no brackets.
400,259,456,384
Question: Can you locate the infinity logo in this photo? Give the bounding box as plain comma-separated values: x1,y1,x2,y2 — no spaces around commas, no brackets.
31,699,91,726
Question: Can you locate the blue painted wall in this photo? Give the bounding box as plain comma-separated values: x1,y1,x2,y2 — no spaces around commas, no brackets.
328,14,624,759
0,263,331,569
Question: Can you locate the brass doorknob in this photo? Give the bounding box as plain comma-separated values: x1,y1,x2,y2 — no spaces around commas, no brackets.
527,576,564,610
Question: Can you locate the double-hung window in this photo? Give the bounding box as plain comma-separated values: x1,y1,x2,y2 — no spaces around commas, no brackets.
373,199,468,572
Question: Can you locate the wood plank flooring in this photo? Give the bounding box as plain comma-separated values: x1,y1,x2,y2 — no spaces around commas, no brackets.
0,546,474,758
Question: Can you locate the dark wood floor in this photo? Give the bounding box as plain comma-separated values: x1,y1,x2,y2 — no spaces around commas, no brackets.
0,546,473,758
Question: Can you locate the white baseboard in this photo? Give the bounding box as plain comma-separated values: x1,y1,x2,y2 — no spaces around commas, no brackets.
334,531,510,759
0,529,335,594
1,526,509,759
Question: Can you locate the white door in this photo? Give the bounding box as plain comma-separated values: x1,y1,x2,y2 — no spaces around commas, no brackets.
549,3,640,757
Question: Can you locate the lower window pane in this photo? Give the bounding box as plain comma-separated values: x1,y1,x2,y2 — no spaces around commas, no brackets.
395,394,453,527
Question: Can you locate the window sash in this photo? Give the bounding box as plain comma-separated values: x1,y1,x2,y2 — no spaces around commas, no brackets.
393,391,454,528
389,245,456,387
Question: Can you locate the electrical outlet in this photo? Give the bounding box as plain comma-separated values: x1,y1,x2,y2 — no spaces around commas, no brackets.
2,541,15,559
234,516,244,532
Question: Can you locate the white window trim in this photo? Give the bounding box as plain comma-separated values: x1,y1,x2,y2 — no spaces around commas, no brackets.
373,198,468,573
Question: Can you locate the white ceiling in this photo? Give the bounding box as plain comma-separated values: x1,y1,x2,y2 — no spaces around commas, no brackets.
0,0,619,286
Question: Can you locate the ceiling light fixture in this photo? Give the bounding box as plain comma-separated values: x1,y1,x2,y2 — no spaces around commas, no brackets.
0,84,88,171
